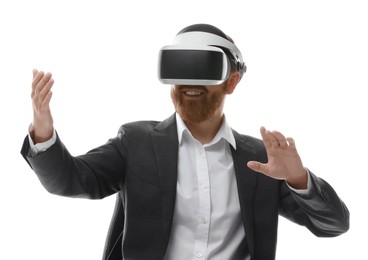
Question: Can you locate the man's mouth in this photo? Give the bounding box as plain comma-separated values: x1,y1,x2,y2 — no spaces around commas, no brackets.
180,86,207,97
184,90,204,96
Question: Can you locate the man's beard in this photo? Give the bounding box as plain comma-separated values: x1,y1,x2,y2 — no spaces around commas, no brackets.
171,85,226,123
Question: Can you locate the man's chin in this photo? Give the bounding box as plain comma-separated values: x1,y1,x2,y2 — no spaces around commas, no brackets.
177,107,210,124
172,91,217,123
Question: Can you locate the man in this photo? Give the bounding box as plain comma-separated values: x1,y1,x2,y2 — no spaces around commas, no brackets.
21,24,349,260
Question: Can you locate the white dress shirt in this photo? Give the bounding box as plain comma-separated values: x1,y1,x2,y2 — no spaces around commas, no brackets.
163,114,247,260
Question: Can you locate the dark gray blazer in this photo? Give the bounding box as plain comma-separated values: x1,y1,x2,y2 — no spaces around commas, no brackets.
21,114,349,260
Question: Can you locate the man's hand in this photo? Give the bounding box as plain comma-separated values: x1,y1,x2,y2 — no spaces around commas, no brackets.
31,69,54,144
247,127,308,189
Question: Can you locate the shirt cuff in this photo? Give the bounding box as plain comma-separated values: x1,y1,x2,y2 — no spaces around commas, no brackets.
286,168,312,196
28,128,57,156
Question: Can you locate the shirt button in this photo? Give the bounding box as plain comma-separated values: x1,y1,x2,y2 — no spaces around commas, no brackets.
199,216,208,224
196,252,203,258
201,184,207,189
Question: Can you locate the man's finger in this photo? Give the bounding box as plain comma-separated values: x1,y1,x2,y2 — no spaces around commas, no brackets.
32,70,44,97
33,69,38,79
38,77,54,103
260,126,271,148
286,137,296,149
272,130,287,147
42,91,53,108
32,70,45,88
265,129,279,147
247,161,267,175
35,72,52,97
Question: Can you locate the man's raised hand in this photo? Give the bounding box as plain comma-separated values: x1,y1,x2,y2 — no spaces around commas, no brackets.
31,69,54,144
247,127,308,189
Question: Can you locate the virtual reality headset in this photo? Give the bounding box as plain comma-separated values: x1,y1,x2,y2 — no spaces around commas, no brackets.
158,31,246,86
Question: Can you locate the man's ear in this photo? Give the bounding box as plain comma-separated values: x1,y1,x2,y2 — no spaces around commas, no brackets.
225,71,240,94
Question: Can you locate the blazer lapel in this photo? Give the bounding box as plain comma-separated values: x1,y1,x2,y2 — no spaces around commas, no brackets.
151,114,179,248
231,130,259,256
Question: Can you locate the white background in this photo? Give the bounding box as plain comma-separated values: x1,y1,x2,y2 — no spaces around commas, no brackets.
1,0,366,259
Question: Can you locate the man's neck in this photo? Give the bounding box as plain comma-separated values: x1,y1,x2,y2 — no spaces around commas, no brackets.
183,113,224,145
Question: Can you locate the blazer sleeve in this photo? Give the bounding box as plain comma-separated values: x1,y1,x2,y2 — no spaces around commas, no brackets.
279,170,350,237
20,129,128,199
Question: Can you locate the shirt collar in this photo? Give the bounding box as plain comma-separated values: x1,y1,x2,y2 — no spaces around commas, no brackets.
175,113,237,150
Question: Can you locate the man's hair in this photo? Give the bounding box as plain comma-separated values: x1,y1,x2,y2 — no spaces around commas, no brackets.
177,24,238,72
